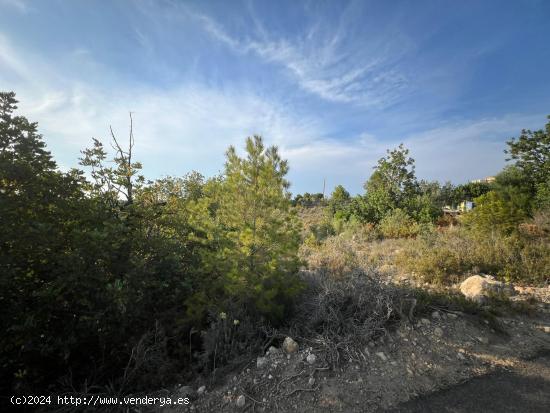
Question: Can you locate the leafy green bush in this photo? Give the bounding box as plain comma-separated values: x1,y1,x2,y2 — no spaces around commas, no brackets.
379,208,420,238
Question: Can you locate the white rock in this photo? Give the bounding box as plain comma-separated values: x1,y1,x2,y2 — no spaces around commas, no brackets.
457,352,465,360
282,337,299,353
306,353,317,365
431,311,440,319
308,377,315,386
236,395,246,408
420,318,431,326
460,275,514,303
197,385,206,395
478,336,489,345
376,352,388,361
256,356,268,368
433,327,444,338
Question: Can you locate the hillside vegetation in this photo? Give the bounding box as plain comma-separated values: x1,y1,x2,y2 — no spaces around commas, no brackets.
1,91,549,402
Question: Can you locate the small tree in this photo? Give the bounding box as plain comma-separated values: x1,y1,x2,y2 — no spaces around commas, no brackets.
79,115,144,208
363,144,418,222
218,136,301,320
505,116,550,188
329,184,351,217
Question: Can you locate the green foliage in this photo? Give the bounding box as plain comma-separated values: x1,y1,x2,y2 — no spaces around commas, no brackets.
191,136,302,322
328,184,351,215
363,144,418,222
535,179,550,209
1,93,301,396
292,192,325,207
505,115,550,187
379,209,420,238
450,181,492,206
462,190,528,235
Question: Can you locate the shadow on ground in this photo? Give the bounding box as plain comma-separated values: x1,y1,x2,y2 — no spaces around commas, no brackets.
384,352,550,413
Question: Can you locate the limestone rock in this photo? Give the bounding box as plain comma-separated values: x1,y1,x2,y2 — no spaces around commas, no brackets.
236,395,246,408
256,356,268,368
306,353,317,365
376,352,388,361
460,275,514,303
282,337,298,353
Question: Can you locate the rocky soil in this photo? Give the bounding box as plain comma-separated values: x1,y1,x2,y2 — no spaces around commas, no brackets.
166,285,550,412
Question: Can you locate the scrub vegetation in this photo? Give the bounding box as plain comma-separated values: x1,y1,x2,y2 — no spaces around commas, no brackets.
1,91,548,400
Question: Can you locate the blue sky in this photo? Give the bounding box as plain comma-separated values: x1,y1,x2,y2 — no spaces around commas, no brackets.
1,0,549,194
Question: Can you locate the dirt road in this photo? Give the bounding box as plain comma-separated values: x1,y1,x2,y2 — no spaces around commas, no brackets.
385,351,550,413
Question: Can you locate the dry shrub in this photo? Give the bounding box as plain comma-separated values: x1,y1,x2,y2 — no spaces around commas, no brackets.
395,229,471,284
300,236,365,278
333,218,380,241
292,270,401,365
297,206,329,236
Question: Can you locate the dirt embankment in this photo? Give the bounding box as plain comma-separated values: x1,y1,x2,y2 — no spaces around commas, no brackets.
167,288,550,413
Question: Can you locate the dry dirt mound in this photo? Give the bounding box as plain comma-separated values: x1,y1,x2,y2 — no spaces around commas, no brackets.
167,307,550,412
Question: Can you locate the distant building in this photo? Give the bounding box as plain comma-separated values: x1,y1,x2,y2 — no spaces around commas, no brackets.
442,200,474,216
471,176,495,184
458,200,474,212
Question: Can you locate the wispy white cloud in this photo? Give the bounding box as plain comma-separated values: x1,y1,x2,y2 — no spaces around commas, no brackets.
187,5,412,107
1,6,545,196
0,32,324,186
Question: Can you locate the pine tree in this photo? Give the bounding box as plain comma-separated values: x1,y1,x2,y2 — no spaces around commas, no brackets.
219,135,301,319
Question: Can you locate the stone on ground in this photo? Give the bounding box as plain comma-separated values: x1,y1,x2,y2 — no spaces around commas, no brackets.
282,336,299,353
256,356,268,368
460,275,514,303
236,395,246,408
